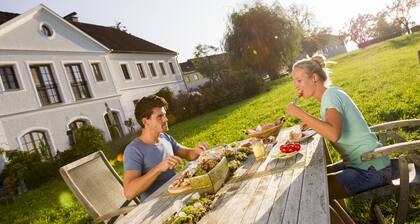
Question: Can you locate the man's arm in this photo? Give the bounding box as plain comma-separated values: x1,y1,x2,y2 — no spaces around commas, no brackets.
175,142,208,160
123,155,182,200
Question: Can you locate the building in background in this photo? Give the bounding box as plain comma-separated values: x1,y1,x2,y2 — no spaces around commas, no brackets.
179,60,209,90
0,4,186,168
317,35,347,58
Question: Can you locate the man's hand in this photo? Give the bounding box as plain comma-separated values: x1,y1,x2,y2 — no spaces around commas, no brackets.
158,156,183,172
194,142,208,154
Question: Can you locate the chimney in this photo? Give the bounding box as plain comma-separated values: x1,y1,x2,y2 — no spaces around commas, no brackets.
64,12,78,22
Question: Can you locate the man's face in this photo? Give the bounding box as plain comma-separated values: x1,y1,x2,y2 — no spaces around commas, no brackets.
143,107,168,133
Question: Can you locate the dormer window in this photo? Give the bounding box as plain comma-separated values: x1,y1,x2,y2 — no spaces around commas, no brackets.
40,23,54,37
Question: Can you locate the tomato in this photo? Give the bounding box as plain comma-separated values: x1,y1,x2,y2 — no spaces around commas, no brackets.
280,145,287,153
280,143,301,153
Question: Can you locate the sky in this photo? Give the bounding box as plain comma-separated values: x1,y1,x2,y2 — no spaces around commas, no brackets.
1,0,420,62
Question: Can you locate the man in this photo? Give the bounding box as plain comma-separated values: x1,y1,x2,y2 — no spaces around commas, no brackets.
123,95,207,201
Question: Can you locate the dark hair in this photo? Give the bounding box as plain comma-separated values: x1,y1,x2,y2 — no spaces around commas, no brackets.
134,95,168,128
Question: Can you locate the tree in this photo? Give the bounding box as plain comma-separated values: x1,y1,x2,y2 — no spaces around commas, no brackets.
287,4,335,57
224,2,300,79
372,10,402,37
192,44,228,83
341,14,376,46
386,0,417,34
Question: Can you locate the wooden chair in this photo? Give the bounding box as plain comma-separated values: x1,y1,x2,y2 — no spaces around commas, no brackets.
59,151,140,224
353,119,420,224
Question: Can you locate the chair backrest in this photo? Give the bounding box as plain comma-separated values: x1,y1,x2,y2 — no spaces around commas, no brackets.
59,151,136,220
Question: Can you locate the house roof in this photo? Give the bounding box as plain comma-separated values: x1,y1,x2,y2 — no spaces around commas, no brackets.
70,21,176,54
0,10,176,55
179,60,195,73
0,11,19,25
180,53,227,73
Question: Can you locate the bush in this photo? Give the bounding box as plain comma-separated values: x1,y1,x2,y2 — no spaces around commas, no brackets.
56,125,109,167
0,149,58,190
155,87,174,104
168,70,265,123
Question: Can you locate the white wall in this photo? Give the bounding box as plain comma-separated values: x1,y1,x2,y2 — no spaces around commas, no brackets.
107,53,187,121
0,51,118,116
0,97,124,153
0,8,105,53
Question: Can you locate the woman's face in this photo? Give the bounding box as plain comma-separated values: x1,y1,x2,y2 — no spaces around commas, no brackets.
292,68,316,99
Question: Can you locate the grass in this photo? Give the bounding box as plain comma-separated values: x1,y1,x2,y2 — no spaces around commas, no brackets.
0,179,89,224
1,33,420,223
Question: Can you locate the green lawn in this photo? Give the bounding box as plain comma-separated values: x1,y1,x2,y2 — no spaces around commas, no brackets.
1,33,419,223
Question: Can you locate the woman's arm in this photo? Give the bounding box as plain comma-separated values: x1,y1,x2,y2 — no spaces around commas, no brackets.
287,103,342,142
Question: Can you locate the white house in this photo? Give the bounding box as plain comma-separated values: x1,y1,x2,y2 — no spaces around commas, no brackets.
179,60,209,90
0,4,186,169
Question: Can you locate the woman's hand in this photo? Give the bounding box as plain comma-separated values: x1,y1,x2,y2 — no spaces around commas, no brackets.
287,103,304,118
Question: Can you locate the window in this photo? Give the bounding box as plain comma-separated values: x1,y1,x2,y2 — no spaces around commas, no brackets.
137,63,146,78
41,24,53,37
168,62,176,74
21,131,52,159
121,64,131,80
159,62,166,75
0,65,20,91
30,65,62,106
65,64,91,100
148,63,157,77
104,111,123,140
69,119,87,130
91,63,104,81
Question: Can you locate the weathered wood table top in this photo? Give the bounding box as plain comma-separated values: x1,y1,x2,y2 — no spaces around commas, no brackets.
117,126,330,224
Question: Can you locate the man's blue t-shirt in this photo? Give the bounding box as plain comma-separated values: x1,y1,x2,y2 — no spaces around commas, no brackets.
123,133,180,201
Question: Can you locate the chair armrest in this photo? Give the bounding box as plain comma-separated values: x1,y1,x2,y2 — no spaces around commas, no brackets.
93,205,137,224
369,119,420,132
361,140,420,161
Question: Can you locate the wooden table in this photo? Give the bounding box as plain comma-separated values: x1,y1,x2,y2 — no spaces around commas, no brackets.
117,126,330,224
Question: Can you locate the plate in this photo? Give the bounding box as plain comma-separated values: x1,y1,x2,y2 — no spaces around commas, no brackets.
290,129,316,143
271,151,300,160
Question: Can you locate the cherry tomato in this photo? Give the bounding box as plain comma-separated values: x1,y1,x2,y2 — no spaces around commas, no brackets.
292,144,301,152
280,145,288,153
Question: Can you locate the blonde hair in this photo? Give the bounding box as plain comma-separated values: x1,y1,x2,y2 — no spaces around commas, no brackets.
292,54,331,87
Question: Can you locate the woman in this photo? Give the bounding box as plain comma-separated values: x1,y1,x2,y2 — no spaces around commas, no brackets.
286,55,391,223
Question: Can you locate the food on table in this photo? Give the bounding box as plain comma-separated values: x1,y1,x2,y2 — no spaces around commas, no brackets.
237,146,252,155
223,149,236,160
289,130,303,141
164,194,215,224
228,160,240,172
262,136,276,144
169,170,194,191
198,157,219,172
234,152,248,162
240,141,252,148
279,143,301,153
245,116,286,137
